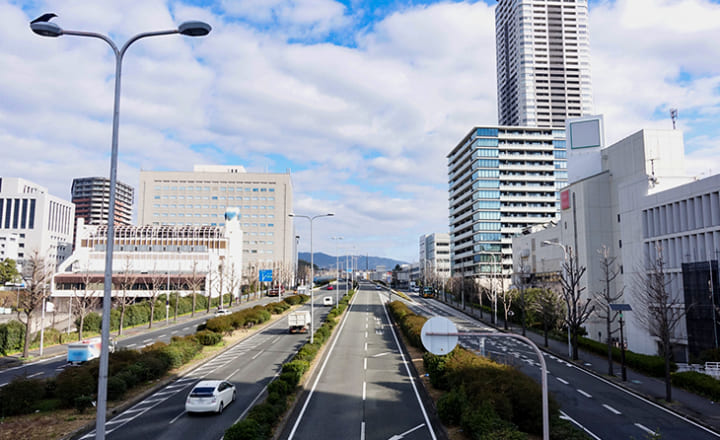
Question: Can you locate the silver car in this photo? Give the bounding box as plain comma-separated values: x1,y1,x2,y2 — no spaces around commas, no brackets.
185,380,236,414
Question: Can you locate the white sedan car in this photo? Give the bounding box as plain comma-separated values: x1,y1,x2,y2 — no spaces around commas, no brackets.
185,380,236,414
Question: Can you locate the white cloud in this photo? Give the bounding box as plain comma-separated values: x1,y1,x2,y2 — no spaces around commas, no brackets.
3,0,720,262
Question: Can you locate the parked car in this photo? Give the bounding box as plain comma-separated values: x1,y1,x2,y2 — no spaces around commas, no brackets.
185,380,236,414
214,308,231,317
326,284,334,290
323,296,333,306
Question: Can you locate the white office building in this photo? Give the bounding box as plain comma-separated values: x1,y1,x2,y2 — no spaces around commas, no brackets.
511,118,720,360
448,126,567,281
495,0,593,128
419,233,451,283
0,177,74,267
138,165,294,287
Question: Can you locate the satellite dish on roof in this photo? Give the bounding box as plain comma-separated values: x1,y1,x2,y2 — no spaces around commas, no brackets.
421,316,458,356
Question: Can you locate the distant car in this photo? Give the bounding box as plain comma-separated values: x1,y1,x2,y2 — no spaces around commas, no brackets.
185,380,236,414
326,285,334,290
268,286,285,297
214,308,231,317
323,296,333,306
375,285,381,290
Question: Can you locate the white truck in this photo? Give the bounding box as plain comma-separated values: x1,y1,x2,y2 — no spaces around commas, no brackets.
288,310,311,334
67,337,115,364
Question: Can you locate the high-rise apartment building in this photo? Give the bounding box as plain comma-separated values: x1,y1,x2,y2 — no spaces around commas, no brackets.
419,233,451,282
71,177,134,226
137,165,294,285
495,0,593,128
0,177,75,267
447,126,567,278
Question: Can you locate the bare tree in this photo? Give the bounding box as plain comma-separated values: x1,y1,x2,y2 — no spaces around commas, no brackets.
529,286,565,348
74,264,100,341
559,247,593,360
185,259,204,316
206,265,216,313
226,263,241,306
143,266,166,329
17,250,51,358
214,262,227,309
635,244,688,402
116,256,138,337
592,245,625,376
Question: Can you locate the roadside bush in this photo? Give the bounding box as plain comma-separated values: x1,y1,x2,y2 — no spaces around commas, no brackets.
115,370,139,390
267,378,291,397
0,320,25,355
107,375,128,401
77,312,102,333
196,329,223,346
206,315,234,334
294,343,320,363
672,371,720,401
74,395,94,413
0,377,46,416
281,360,309,378
424,351,452,390
437,385,466,425
56,366,96,408
32,327,66,346
225,418,263,440
134,351,171,381
577,336,675,377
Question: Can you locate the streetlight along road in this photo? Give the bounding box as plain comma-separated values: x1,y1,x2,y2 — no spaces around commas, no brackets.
30,14,210,440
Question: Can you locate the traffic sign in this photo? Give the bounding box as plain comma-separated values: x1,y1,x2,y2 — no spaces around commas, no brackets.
259,269,273,282
421,316,458,356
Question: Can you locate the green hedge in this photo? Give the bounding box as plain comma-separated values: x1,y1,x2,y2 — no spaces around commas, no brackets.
389,300,585,440
0,320,25,355
672,371,720,401
577,336,675,377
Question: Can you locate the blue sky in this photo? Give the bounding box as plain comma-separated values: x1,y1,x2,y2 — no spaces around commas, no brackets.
2,0,720,262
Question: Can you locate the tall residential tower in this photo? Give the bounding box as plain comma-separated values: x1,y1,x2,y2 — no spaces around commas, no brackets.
71,177,134,226
495,0,593,128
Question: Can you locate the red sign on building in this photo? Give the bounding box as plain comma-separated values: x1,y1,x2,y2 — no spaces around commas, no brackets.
561,190,570,210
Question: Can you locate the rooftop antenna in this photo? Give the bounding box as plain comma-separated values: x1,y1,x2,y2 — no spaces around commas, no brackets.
670,108,678,129
649,158,658,186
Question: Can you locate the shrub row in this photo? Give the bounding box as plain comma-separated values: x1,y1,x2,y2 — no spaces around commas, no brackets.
0,296,305,418
672,371,720,401
0,320,25,355
388,300,586,440
224,290,356,440
576,336,675,378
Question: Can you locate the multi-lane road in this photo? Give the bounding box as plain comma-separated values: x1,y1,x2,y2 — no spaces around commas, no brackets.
280,282,439,440
406,292,720,440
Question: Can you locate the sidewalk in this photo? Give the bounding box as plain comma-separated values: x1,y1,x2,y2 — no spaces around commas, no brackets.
439,296,720,434
0,296,263,371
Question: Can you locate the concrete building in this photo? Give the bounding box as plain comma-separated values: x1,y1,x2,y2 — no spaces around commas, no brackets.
495,0,593,128
448,126,567,281
71,177,134,226
52,211,243,305
0,177,74,267
419,233,451,283
511,123,720,361
137,165,294,287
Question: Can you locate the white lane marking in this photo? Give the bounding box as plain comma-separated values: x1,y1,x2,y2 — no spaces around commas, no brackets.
28,372,43,378
603,404,622,415
366,323,368,329
365,331,368,338
363,381,367,400
183,327,190,331
361,421,366,440
388,423,426,439
126,343,136,348
271,336,281,344
634,423,656,436
556,377,569,385
364,358,367,370
169,411,184,424
378,292,438,440
288,288,361,439
372,352,390,358
143,339,152,343
227,368,242,380
0,382,7,388
252,350,264,360
559,411,602,440
159,334,167,338
364,342,368,351
1,354,65,373
577,389,592,398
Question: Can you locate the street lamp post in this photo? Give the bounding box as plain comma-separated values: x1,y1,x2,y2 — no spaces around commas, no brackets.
543,240,572,358
332,236,343,307
289,212,334,344
31,16,210,440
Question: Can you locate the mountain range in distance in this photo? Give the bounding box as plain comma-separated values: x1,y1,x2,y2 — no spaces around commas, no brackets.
298,252,408,271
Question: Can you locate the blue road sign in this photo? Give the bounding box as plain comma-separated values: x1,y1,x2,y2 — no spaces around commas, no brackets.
259,269,273,282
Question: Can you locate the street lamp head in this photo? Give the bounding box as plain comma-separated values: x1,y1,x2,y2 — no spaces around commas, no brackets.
327,213,335,217
30,21,63,37
178,21,212,37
